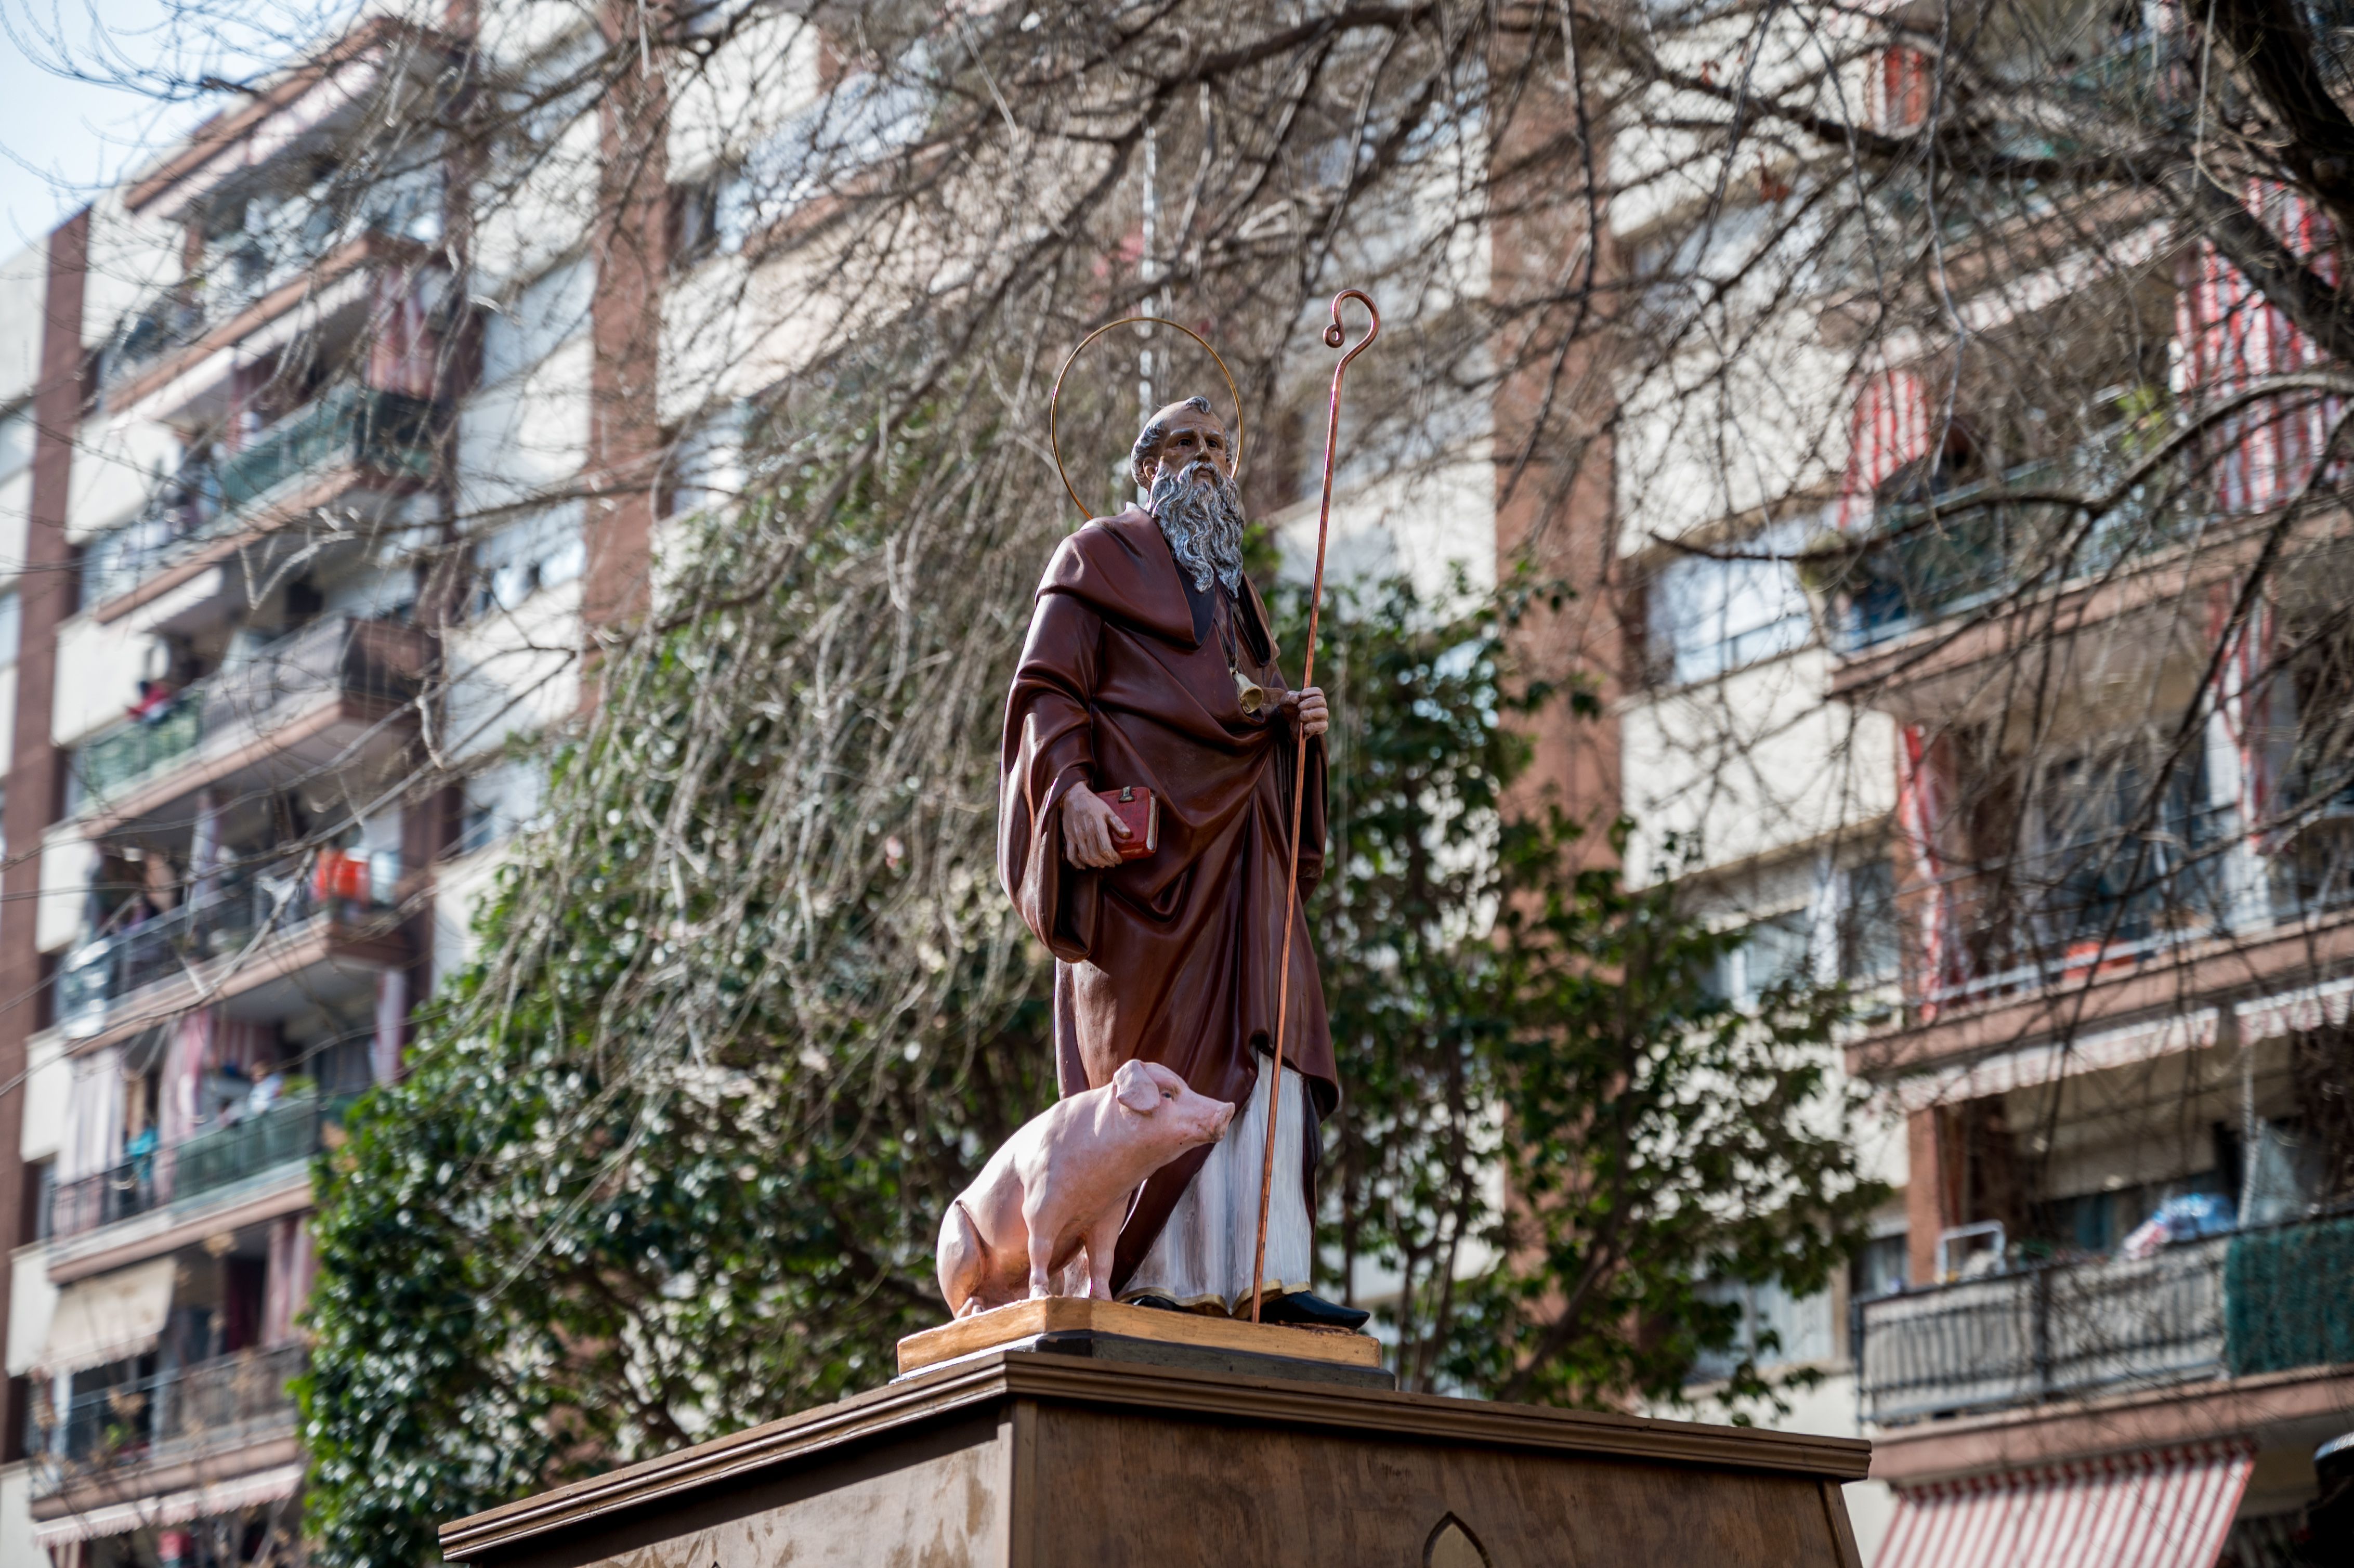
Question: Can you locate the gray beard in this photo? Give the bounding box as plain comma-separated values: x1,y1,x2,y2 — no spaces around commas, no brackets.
1149,461,1248,595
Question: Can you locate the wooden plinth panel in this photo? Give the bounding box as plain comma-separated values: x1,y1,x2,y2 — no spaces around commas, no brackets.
441,1353,1870,1568
896,1295,1383,1374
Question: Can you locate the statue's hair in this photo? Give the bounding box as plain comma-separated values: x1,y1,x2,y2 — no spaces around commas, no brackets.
1130,396,1219,489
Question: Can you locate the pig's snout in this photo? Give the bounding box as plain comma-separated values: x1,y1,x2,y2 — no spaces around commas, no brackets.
1182,1096,1237,1147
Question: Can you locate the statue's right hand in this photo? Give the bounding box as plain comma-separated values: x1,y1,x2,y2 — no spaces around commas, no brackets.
1060,788,1133,868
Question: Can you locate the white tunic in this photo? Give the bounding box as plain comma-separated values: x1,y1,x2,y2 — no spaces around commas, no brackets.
1122,1064,1313,1312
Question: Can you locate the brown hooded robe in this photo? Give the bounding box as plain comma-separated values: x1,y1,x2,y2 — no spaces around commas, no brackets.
998,506,1335,1291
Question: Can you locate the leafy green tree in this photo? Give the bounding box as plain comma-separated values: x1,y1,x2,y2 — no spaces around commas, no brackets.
1292,575,1886,1405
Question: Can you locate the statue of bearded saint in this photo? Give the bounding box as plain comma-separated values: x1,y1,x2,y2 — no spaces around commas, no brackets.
997,395,1368,1329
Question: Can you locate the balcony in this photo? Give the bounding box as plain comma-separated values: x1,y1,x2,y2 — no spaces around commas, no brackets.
34,1343,305,1489
73,615,429,828
1856,1211,2354,1426
1850,788,2354,1076
83,387,441,618
1902,804,2237,1020
46,1091,361,1240
1839,451,2197,653
56,843,404,1052
94,227,443,416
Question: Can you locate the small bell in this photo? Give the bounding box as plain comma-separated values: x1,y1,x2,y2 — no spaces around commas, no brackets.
1233,667,1267,716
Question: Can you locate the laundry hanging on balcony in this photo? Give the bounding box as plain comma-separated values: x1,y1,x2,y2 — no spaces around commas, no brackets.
1875,1441,2252,1568
57,1043,127,1184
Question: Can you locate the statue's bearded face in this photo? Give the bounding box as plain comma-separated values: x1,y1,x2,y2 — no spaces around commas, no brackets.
1150,458,1248,595
1139,401,1247,594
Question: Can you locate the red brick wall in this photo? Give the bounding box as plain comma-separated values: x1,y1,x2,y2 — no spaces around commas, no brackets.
0,208,88,1448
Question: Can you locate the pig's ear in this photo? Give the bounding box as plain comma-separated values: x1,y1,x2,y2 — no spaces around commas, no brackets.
1113,1060,1160,1114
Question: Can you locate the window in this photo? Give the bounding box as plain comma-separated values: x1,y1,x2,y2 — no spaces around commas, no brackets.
1712,908,1813,1005
1648,520,1813,685
24,1156,53,1245
1851,1231,1909,1300
459,759,547,854
472,509,586,615
480,259,595,389
1837,857,1900,984
664,404,750,521
0,403,32,484
1688,1277,1838,1383
670,175,732,269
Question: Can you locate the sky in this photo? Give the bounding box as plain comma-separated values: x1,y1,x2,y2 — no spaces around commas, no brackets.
0,0,328,254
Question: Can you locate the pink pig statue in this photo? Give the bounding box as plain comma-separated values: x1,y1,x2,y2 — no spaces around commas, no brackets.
937,1059,1236,1317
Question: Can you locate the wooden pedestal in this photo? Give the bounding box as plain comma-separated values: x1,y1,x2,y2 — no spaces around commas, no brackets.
440,1346,1871,1568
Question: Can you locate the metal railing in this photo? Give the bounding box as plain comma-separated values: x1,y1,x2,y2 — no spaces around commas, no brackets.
47,1091,361,1239
1856,1219,2319,1424
1841,448,2194,650
57,846,400,1038
74,614,429,806
83,387,440,607
41,1343,306,1471
90,188,444,399
1894,801,2239,1014
1885,802,2354,1020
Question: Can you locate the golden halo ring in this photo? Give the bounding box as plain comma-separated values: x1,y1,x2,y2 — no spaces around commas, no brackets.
1049,315,1243,520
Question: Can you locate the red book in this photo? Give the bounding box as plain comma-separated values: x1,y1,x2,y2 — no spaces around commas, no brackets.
1094,786,1159,860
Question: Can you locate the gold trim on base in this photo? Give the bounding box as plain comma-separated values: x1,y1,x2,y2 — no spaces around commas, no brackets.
895,1296,1381,1375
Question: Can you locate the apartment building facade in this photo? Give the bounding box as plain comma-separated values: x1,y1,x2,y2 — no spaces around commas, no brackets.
19,7,2350,1568
1606,19,2354,1568
0,11,678,1563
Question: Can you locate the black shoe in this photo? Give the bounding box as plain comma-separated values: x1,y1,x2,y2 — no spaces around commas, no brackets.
1124,1293,1184,1311
1258,1291,1372,1331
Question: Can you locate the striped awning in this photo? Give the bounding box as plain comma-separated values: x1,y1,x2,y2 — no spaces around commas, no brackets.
30,1461,302,1547
1876,1442,2253,1568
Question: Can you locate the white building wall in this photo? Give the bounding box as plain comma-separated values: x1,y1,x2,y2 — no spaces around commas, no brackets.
0,239,48,407
0,1463,36,1568
50,612,152,751
67,406,176,545
76,195,181,358
21,1028,69,1166
1273,448,1497,605
37,829,95,956
1622,645,1897,881
4,1245,56,1380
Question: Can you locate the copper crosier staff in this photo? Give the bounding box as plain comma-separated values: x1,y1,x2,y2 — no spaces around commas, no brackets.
1250,288,1380,1324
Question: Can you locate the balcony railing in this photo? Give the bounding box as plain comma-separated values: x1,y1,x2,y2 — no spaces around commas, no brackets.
83,387,441,608
1856,1212,2353,1424
1894,796,2354,1016
1841,449,2192,649
74,614,428,808
40,1343,306,1473
91,178,446,398
57,848,398,1040
47,1091,362,1239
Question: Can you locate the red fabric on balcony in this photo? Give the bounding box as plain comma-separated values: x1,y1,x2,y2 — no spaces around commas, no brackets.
1894,722,1963,1013
1874,1441,2253,1568
1839,367,1931,530
1868,47,1931,132
2174,186,2340,514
